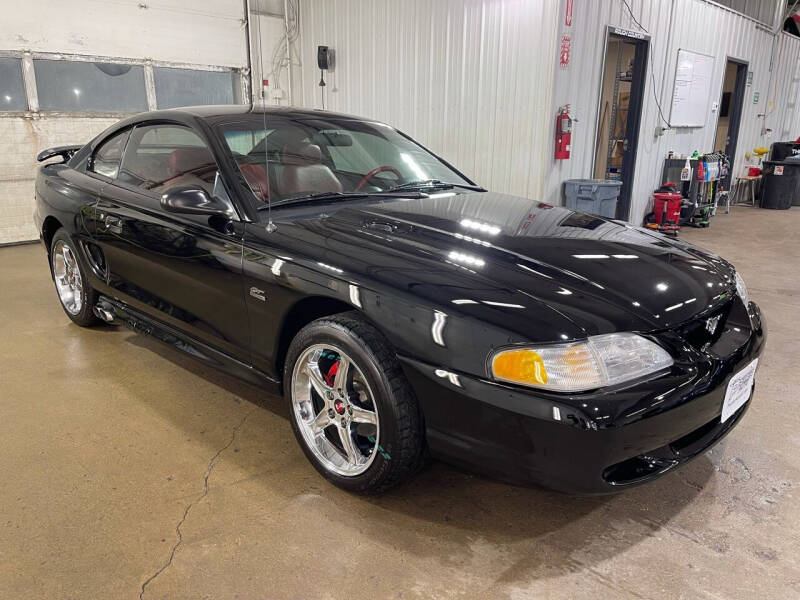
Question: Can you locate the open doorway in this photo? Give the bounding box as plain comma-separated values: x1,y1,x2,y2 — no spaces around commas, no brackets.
593,29,650,220
714,58,748,189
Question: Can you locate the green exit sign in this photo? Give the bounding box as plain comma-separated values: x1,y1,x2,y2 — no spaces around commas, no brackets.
753,91,760,104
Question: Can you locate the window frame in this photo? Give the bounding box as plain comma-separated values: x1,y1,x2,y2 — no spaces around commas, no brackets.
33,58,149,113
86,127,133,182
92,119,241,220
152,66,239,110
0,49,247,117
0,55,28,113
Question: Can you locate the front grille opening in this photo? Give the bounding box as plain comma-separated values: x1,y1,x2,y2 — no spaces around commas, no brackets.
669,416,719,454
603,413,734,486
603,455,678,485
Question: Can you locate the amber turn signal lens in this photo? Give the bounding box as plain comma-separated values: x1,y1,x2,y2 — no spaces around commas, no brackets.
491,349,548,386
490,334,672,392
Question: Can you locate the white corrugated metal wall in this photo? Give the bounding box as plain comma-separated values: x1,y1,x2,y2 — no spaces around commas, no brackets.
296,0,559,199
296,0,800,227
773,32,800,140
548,0,800,225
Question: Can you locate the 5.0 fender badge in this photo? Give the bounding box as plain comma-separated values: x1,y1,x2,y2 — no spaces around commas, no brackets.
249,287,266,301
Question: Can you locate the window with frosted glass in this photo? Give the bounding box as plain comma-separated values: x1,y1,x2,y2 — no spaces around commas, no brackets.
34,60,147,112
0,58,27,111
154,67,237,109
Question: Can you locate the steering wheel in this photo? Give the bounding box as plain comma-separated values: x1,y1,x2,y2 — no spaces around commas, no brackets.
354,165,403,191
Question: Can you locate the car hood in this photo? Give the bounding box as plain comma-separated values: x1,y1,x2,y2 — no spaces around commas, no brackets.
268,191,736,340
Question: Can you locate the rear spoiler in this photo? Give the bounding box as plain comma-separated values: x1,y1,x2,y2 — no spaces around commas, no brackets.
36,145,83,163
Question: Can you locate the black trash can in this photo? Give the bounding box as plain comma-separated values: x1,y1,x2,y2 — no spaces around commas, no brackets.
769,141,800,161
760,160,800,210
789,157,800,206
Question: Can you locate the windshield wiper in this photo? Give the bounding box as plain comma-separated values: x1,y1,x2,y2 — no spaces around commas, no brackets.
389,179,486,193
261,190,427,210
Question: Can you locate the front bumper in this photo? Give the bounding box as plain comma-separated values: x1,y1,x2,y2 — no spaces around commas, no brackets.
401,302,766,494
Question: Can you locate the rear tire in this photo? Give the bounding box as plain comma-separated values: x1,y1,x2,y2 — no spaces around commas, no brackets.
284,312,423,493
50,229,100,327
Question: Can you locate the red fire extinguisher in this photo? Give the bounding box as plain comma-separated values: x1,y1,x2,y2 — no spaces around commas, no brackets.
555,105,572,160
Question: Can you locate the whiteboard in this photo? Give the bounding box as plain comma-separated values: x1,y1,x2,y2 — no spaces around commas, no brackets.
669,49,715,127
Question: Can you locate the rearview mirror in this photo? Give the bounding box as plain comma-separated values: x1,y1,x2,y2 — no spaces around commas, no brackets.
313,132,353,147
160,186,231,216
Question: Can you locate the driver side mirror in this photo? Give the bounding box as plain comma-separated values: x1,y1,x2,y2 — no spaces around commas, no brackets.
160,186,231,217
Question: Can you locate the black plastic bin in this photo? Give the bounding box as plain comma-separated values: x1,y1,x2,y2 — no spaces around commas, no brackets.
769,141,800,161
760,160,800,210
790,157,800,206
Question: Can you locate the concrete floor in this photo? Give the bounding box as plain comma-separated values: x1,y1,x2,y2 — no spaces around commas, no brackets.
0,206,798,599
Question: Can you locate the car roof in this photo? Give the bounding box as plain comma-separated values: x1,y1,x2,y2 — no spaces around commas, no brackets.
142,104,371,123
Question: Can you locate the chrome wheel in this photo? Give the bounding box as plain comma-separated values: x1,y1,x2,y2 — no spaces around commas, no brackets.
52,240,83,315
291,344,380,477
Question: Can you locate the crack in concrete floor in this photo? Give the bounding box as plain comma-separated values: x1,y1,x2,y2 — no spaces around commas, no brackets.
138,411,251,600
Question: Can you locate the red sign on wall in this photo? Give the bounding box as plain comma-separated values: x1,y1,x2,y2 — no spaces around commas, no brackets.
560,35,571,69
565,0,574,26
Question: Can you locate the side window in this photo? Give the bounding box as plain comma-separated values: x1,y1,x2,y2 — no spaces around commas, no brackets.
118,124,217,195
88,130,130,179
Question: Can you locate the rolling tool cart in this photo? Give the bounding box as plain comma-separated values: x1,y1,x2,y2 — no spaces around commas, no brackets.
658,154,729,228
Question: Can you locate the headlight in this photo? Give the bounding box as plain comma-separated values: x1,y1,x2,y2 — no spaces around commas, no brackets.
491,333,673,392
734,271,749,305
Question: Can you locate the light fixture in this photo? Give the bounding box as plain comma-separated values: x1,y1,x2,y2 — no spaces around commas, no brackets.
734,271,749,304
572,254,609,259
491,333,673,392
451,299,479,305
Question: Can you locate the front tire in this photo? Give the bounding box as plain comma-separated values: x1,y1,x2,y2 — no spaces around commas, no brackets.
50,229,100,327
284,312,423,493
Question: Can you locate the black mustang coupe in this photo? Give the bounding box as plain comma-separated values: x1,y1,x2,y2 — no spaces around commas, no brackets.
34,106,765,494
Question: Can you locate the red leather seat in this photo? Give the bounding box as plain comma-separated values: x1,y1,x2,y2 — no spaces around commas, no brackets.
168,148,213,177
279,141,342,196
163,148,216,194
239,164,270,202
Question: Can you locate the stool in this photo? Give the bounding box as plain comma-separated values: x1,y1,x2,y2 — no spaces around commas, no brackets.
728,175,761,212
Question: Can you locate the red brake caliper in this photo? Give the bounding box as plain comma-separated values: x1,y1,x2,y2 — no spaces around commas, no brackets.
324,360,339,387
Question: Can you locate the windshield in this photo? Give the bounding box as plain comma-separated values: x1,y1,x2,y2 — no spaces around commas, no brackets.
216,115,472,205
